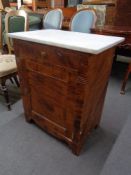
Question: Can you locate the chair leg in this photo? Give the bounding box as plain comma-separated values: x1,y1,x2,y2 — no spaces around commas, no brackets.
1,81,11,110
10,78,14,84
120,63,131,94
13,75,20,87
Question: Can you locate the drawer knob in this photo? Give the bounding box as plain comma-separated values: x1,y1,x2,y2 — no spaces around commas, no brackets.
57,52,63,57
41,51,47,59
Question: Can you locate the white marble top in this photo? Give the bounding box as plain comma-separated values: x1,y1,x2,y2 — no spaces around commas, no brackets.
8,29,124,54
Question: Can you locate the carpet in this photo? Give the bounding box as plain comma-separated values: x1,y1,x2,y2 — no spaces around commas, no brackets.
0,114,116,175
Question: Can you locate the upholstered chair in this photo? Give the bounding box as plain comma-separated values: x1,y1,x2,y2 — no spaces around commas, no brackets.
5,9,29,53
70,9,97,33
19,5,42,31
0,54,18,110
0,10,28,110
43,9,63,30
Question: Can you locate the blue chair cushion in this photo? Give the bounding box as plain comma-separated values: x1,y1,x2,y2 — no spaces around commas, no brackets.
71,11,95,33
43,10,63,30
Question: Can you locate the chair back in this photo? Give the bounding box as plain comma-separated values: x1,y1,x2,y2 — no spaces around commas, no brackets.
70,9,97,33
43,9,63,30
5,10,29,54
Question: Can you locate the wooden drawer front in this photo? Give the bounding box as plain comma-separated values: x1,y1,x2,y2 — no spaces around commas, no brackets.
26,60,78,83
18,40,89,70
45,47,81,70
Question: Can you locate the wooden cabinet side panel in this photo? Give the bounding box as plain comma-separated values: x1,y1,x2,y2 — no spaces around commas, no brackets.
14,39,32,121
79,48,115,144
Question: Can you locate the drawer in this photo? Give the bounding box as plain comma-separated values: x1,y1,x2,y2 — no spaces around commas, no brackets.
18,40,89,70
26,60,78,83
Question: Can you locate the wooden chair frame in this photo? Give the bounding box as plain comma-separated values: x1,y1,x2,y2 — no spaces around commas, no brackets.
0,11,3,51
0,71,19,110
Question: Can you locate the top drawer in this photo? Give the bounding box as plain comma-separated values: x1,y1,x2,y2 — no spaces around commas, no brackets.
16,40,90,70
